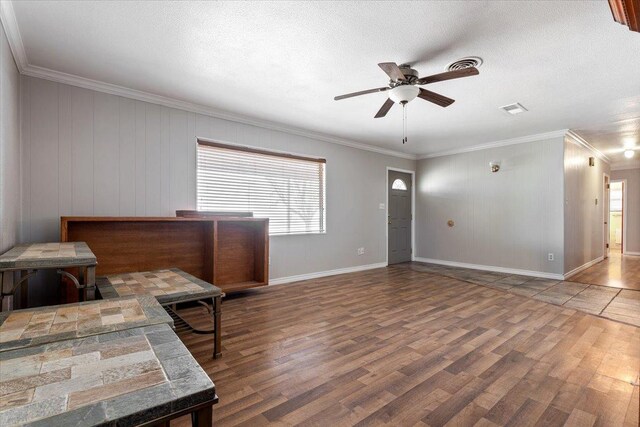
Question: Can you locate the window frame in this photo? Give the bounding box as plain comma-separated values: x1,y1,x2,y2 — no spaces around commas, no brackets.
196,139,327,236
391,178,408,191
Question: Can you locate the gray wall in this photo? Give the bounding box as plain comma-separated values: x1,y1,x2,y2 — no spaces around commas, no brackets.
415,137,565,276
20,76,415,304
611,168,640,254
563,135,611,274
0,22,20,253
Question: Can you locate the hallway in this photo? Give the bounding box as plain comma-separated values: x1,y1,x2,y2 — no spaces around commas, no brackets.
570,252,640,291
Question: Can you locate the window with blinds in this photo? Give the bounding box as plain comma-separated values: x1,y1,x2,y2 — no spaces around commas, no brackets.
197,141,326,235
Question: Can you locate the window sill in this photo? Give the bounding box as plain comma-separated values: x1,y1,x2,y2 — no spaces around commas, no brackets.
270,231,327,237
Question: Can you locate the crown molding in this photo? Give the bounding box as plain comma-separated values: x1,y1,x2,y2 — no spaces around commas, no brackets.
417,129,569,159
1,1,415,161
20,63,417,160
0,0,27,72
565,130,611,164
610,161,640,171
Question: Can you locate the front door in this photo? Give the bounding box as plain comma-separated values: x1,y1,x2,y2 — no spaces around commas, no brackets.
388,170,412,264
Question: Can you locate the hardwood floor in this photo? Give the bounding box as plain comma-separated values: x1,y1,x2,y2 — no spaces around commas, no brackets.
173,267,639,426
570,252,640,290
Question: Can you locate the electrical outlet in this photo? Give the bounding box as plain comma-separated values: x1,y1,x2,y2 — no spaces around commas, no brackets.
548,253,554,261
379,203,385,210
357,247,365,256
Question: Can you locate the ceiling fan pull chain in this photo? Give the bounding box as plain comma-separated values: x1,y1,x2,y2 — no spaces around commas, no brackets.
402,102,407,144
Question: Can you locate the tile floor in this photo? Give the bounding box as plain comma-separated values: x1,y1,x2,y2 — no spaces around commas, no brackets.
396,262,640,327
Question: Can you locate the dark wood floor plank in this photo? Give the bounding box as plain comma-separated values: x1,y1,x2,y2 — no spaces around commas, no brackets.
170,266,638,426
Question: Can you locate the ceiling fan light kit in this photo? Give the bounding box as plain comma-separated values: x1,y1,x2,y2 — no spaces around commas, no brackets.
389,85,420,104
334,60,480,144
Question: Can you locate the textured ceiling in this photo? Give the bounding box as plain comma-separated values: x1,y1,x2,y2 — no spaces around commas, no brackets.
7,1,640,158
575,117,640,168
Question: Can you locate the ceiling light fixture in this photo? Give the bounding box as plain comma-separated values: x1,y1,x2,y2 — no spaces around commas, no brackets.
624,150,635,158
388,85,420,104
500,103,528,115
334,61,480,145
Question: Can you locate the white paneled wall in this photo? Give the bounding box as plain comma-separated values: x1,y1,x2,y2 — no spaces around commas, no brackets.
563,136,611,273
20,76,415,304
415,137,566,276
0,23,20,253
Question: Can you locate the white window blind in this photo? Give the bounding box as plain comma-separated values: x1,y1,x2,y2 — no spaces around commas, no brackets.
197,141,326,235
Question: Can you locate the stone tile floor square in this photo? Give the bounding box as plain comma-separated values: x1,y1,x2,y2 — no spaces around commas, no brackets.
400,262,640,327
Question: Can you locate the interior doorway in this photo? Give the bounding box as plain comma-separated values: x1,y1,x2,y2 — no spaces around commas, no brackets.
609,180,625,254
387,169,414,265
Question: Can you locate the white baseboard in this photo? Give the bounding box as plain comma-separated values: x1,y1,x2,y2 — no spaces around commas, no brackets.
623,251,640,256
563,256,604,280
412,257,565,280
269,262,388,286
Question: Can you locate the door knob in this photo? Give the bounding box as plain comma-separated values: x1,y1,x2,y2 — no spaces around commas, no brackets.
388,216,391,225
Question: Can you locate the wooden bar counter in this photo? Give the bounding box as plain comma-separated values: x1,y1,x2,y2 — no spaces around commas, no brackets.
61,216,269,294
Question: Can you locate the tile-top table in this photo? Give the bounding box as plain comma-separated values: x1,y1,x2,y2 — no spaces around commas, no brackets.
97,268,223,358
0,242,98,311
0,295,173,353
0,324,218,426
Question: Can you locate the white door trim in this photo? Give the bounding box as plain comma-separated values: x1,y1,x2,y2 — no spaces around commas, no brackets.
386,167,416,265
603,173,610,258
611,179,628,255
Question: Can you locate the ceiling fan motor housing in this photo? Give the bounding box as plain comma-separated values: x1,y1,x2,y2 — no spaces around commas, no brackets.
397,64,419,79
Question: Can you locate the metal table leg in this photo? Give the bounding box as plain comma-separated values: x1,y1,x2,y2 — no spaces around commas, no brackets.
1,270,36,311
212,295,222,359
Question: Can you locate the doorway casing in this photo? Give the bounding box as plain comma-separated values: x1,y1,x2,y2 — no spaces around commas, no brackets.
610,179,628,255
604,173,610,259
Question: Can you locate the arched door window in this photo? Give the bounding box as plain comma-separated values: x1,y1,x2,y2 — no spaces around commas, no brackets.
391,178,407,191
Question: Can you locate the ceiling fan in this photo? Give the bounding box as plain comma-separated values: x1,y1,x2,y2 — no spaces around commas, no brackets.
334,62,479,118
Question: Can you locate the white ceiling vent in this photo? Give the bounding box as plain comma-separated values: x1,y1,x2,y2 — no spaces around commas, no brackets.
500,103,528,115
446,56,483,71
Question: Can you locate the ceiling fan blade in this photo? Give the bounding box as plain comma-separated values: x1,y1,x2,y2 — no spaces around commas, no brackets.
334,87,390,101
378,62,406,82
416,67,479,85
418,89,455,107
374,98,394,118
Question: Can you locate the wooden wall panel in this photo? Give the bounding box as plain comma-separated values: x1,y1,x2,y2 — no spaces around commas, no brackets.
134,101,147,216
160,107,171,215
71,87,94,216
65,220,213,281
170,110,189,212
94,92,120,215
57,85,73,217
119,98,136,215
145,104,162,215
62,217,268,293
215,222,256,285
1,24,21,254
29,78,59,242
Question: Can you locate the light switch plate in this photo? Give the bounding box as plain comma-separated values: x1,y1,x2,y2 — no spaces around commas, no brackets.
379,203,385,210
